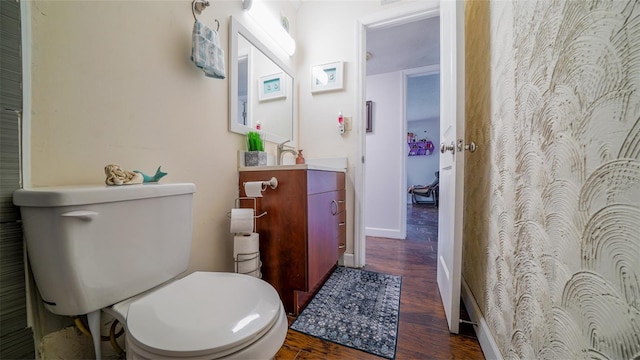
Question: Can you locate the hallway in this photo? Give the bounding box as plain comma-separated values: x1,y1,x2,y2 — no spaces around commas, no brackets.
277,204,484,359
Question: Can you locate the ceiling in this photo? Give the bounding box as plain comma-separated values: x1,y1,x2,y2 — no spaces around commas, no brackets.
366,16,440,76
366,16,441,122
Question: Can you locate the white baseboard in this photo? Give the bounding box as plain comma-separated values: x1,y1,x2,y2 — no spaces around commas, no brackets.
461,277,503,360
365,227,403,239
339,253,355,267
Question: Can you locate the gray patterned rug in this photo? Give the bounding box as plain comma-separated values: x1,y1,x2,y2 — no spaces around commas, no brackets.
290,266,402,359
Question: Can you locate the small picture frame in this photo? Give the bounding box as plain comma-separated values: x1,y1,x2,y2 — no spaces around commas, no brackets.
258,73,286,101
366,101,373,133
311,61,344,93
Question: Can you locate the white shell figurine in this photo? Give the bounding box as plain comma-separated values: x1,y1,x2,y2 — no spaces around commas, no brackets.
104,164,143,186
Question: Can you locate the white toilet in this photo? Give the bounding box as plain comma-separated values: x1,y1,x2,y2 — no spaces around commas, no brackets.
13,183,287,359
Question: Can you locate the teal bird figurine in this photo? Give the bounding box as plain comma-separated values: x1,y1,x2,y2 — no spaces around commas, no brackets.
134,166,168,183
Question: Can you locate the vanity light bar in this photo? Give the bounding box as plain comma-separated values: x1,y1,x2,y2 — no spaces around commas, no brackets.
244,0,296,56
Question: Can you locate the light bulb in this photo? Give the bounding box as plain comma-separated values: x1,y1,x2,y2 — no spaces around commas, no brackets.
245,0,296,56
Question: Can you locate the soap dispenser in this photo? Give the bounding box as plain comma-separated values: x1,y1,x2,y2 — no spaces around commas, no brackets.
296,149,305,164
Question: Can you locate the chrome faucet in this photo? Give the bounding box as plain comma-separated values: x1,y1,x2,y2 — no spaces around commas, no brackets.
277,140,297,165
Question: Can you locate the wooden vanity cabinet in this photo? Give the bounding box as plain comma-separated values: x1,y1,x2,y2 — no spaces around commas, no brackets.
238,169,346,315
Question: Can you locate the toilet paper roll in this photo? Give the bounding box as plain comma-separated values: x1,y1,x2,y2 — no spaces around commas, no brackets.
230,208,254,234
234,233,261,277
244,181,266,198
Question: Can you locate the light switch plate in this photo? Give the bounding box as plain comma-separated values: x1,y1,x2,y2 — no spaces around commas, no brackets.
344,117,352,131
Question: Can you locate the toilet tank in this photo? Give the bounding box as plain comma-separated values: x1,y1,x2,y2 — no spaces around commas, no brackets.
13,183,196,316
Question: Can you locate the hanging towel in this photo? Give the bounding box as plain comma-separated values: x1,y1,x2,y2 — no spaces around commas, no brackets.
191,20,226,79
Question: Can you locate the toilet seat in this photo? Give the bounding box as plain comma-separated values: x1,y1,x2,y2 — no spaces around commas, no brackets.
110,271,286,359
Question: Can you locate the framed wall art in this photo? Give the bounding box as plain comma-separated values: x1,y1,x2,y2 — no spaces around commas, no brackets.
311,61,344,93
258,72,286,101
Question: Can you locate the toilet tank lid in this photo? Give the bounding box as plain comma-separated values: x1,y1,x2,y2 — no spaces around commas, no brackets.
13,183,196,207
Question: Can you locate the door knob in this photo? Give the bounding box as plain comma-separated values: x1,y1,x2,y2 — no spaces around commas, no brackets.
440,142,455,154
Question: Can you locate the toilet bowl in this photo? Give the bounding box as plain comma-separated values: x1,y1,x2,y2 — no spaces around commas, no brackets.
105,272,287,359
12,183,287,359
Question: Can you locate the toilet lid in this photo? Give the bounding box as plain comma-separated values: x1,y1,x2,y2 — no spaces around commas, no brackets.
126,271,282,357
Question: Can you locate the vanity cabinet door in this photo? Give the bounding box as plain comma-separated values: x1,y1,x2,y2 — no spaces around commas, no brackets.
307,191,340,290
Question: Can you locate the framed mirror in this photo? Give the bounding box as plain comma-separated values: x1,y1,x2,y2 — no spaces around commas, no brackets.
229,17,295,145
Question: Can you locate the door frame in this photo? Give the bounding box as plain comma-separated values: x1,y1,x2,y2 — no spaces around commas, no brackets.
354,2,440,268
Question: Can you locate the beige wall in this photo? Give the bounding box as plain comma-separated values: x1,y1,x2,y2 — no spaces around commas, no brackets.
27,0,297,355
464,0,640,358
295,0,438,254
30,0,246,273
296,1,375,254
27,0,428,291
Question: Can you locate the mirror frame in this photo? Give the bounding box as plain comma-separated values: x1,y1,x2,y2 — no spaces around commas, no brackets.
229,16,296,146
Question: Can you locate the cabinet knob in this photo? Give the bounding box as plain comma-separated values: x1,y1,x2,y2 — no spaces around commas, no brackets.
330,200,338,215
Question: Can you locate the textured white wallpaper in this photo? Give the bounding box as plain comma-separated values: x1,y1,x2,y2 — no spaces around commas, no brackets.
463,1,640,358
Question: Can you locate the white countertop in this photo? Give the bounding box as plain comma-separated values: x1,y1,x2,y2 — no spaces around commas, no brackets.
238,163,346,172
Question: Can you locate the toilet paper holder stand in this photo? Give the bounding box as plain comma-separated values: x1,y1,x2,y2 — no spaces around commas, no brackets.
233,197,267,232
232,176,275,234
232,197,264,278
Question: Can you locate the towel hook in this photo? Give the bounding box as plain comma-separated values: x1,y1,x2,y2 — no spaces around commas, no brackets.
192,0,210,21
191,0,219,31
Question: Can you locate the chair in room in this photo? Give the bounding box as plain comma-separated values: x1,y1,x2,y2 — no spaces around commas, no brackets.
408,171,439,207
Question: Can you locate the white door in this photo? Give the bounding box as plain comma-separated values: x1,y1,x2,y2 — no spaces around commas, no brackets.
437,0,465,334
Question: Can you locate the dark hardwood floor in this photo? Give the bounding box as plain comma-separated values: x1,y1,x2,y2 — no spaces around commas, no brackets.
276,204,485,359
